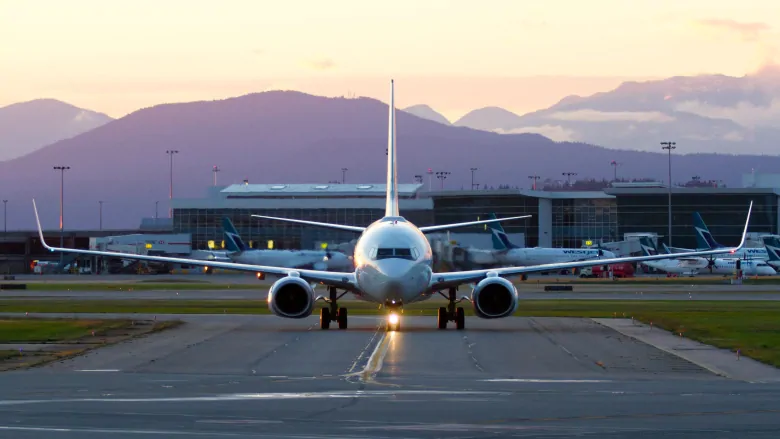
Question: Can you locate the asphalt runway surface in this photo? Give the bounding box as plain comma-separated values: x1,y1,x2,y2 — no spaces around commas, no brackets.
1,314,780,438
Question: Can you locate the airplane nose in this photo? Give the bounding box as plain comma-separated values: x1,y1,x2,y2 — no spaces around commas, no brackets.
377,259,412,279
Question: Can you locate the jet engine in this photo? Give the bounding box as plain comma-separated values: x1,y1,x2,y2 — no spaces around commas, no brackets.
267,275,315,318
471,276,518,319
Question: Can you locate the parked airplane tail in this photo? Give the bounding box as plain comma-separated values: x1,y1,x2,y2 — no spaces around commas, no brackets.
486,213,520,250
762,236,780,263
638,237,659,257
694,212,723,249
222,218,248,252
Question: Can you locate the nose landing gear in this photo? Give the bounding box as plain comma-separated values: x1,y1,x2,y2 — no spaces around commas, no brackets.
437,287,467,330
320,287,349,330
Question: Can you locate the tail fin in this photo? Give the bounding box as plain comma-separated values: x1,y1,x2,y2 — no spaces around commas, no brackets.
693,212,723,249
487,213,519,250
222,217,248,252
763,236,780,262
638,237,659,256
385,79,399,217
661,242,672,255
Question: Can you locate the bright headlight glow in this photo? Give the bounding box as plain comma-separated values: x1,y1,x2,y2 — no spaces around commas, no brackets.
387,313,399,325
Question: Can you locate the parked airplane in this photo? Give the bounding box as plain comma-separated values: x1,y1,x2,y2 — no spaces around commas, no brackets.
486,214,616,265
641,238,775,276
31,80,753,331
669,212,768,261
638,237,707,276
221,218,352,272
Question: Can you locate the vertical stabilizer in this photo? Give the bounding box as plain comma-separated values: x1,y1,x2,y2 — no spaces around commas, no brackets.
763,236,780,263
222,217,248,252
385,80,399,217
487,213,519,250
693,212,722,249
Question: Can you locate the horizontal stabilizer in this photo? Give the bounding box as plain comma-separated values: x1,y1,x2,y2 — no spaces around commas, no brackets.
251,215,366,233
418,215,531,233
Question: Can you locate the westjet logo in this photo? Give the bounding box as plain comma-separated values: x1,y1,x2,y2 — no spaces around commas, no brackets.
562,250,597,254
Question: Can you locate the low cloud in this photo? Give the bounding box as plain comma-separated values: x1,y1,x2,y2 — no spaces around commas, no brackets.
696,19,771,42
546,109,675,123
675,99,780,128
308,58,336,71
495,125,577,142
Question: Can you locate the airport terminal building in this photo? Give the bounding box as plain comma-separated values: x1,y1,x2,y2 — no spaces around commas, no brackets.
171,183,778,252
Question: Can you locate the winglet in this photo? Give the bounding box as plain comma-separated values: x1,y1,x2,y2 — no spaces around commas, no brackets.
737,201,753,250
32,199,54,251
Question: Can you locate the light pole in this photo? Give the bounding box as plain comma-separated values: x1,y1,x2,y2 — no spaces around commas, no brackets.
2,200,7,233
155,201,159,220
53,166,70,265
435,171,450,190
528,175,540,190
341,168,348,184
426,168,433,191
166,150,179,218
470,168,478,190
661,141,676,247
562,172,577,186
610,161,622,182
98,201,103,231
212,165,220,187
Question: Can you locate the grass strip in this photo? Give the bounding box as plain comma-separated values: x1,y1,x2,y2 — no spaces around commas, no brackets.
0,318,133,343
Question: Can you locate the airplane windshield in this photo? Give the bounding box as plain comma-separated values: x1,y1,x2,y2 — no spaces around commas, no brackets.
375,248,416,260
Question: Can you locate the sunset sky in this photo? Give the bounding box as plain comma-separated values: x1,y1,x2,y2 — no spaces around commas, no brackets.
2,0,779,120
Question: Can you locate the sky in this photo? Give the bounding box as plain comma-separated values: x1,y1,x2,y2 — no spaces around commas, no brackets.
2,0,780,120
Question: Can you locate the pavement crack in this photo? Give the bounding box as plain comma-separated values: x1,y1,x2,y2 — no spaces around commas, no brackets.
245,321,317,374
462,335,484,372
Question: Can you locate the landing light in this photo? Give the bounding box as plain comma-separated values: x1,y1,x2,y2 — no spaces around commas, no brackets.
388,313,400,325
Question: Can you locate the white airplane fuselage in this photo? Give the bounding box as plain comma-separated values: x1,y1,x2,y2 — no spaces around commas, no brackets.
353,217,434,306
230,250,352,271
496,248,616,266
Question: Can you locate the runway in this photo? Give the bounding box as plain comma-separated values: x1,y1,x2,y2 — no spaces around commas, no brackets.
1,314,780,437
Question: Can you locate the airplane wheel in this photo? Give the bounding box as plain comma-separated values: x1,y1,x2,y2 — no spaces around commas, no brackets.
320,307,331,330
455,307,465,330
437,307,448,329
337,308,348,329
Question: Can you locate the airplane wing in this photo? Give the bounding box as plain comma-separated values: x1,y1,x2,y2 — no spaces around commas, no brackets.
33,200,356,290
429,202,752,291
251,215,366,233
418,215,531,233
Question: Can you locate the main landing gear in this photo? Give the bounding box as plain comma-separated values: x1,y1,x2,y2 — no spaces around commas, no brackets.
320,287,349,330
437,287,466,330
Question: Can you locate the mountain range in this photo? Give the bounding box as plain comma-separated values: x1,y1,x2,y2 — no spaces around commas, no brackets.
2,90,780,231
452,65,780,154
0,99,113,161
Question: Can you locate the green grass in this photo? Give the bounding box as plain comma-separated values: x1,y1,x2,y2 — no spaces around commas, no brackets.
0,318,133,343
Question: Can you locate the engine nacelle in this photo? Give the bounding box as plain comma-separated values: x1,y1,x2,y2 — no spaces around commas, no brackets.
267,275,315,318
471,276,518,319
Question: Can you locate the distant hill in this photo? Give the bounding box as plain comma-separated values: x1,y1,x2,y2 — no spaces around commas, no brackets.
1,91,778,230
454,106,524,131
402,105,450,125
454,67,780,154
0,99,113,161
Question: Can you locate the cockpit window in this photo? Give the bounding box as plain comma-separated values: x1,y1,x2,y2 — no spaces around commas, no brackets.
376,248,395,259
374,248,417,260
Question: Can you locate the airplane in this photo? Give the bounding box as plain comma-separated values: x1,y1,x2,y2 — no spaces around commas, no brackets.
641,238,775,276
31,80,753,332
221,217,353,272
486,214,617,265
668,211,768,261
